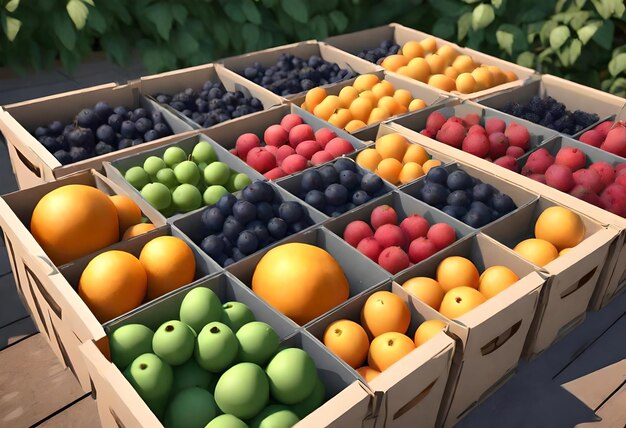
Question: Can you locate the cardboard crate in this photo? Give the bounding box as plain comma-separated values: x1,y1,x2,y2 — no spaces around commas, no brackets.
482,197,618,359
0,169,220,391
307,280,456,427
79,272,376,428
228,226,390,329
103,131,264,225
137,63,284,130
0,81,195,189
325,23,536,100
219,40,381,100
477,74,626,136
393,233,544,427
324,191,475,276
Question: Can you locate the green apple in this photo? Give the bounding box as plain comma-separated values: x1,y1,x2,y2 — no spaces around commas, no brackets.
172,184,202,213
266,349,317,405
109,324,154,371
174,160,201,185
125,166,150,190
205,414,247,428
192,141,217,164
195,322,238,372
156,167,179,188
164,146,188,167
214,362,269,420
221,301,255,333
250,404,300,428
124,353,173,417
179,287,223,334
197,162,208,174
230,173,252,192
172,358,214,394
164,387,217,428
141,182,172,210
291,376,325,419
204,161,230,185
143,156,166,178
152,320,195,366
203,185,229,206
236,322,279,366
159,201,177,217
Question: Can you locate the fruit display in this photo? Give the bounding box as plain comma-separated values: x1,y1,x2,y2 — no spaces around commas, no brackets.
321,290,448,379
122,140,253,217
401,256,521,317
519,141,626,217
300,74,429,132
285,158,389,217
230,113,358,179
411,166,518,228
500,95,599,135
579,120,626,158
30,184,154,265
238,53,357,96
355,133,443,185
361,38,517,94
356,39,400,64
32,101,174,165
194,181,315,267
251,242,350,325
152,80,264,128
110,286,327,426
341,203,459,273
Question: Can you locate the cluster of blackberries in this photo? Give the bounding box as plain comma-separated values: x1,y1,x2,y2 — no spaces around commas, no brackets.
241,53,356,96
154,81,263,129
33,101,173,165
501,95,599,135
356,39,400,64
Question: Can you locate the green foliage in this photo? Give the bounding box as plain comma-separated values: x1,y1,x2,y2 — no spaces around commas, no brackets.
0,0,624,97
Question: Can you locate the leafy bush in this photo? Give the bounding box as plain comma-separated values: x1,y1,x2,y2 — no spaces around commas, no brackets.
0,0,624,97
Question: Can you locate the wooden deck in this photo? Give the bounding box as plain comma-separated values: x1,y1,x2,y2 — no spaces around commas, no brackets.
0,63,624,428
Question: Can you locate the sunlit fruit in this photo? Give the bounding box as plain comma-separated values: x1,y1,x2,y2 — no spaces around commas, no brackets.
140,236,196,300
513,238,559,267
323,319,369,368
414,319,447,347
368,332,415,371
534,206,585,251
402,277,445,310
361,291,410,337
478,266,519,299
356,366,381,382
436,256,480,292
439,286,487,319
122,223,156,240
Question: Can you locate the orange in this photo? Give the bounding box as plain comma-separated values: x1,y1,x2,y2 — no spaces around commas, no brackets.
426,54,446,75
313,95,340,121
408,99,427,112
323,319,370,368
359,90,379,106
504,70,518,82
356,366,381,382
437,45,459,65
252,243,349,325
78,250,147,322
428,74,456,92
376,158,404,184
122,223,156,240
140,236,196,300
30,184,119,266
422,159,442,173
356,148,383,171
456,73,477,94
414,319,447,347
109,195,142,236
513,238,559,267
361,291,411,337
402,277,444,310
452,55,475,73
378,96,405,116
401,41,425,59
487,66,507,86
403,144,429,165
559,248,572,256
328,108,353,129
345,119,368,133
349,97,374,123
420,37,438,53
535,206,585,251
398,162,425,184
478,266,519,299
371,81,395,99
353,74,380,92
381,54,409,72
406,58,432,83
301,102,308,111
368,332,415,371
439,287,487,319
436,256,480,292
393,89,413,108
367,107,391,125
305,87,327,112
375,133,409,161
444,66,460,80
472,67,494,91
339,86,360,108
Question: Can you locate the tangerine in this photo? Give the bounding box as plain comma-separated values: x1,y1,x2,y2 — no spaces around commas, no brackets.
323,319,370,368
140,236,196,300
407,58,431,82
513,238,559,267
420,38,438,53
122,223,156,240
422,159,442,173
305,87,327,111
353,74,380,92
478,266,519,299
402,41,425,59
109,195,142,236
402,277,444,310
414,319,447,347
428,74,456,92
355,148,383,171
349,97,374,123
535,206,585,251
393,89,414,108
356,366,381,382
345,120,368,133
381,55,409,72
368,332,415,371
436,256,480,292
398,162,425,184
338,86,360,108
371,81,395,99
403,144,429,165
439,287,486,319
375,133,409,161
408,99,427,112
361,291,411,337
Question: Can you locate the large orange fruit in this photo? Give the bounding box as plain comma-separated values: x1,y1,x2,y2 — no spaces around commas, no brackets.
436,256,480,292
122,223,156,240
402,277,445,310
361,291,410,337
368,332,415,371
414,319,447,347
356,366,381,382
513,238,558,267
323,319,369,369
30,184,119,265
439,286,486,319
478,266,519,299
139,236,195,300
109,195,142,236
251,243,349,325
78,250,147,322
534,206,585,251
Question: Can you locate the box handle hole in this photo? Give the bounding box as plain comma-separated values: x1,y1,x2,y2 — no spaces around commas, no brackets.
14,146,42,178
560,267,597,299
481,320,522,356
393,380,436,420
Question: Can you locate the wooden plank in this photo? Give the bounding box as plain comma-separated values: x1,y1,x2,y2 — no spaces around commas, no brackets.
562,361,626,413
576,385,626,427
0,273,28,328
0,316,37,351
38,396,100,428
0,333,85,427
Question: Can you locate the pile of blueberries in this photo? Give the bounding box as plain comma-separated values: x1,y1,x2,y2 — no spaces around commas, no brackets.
501,95,599,135
417,166,518,228
241,53,356,96
295,158,388,217
355,39,400,65
153,80,264,129
33,101,173,165
199,181,314,267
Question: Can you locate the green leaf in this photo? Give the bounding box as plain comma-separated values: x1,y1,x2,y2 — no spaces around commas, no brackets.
570,39,582,64
59,48,80,71
461,0,482,3
86,7,106,34
549,25,570,50
591,0,611,19
540,20,558,45
145,3,173,40
223,1,246,23
555,0,567,13
54,13,76,49
497,24,527,54
496,29,514,55
66,0,89,30
592,20,614,50
609,53,626,76
242,23,260,51
101,32,129,64
329,10,348,32
569,11,591,30
520,8,549,23
170,4,187,24
4,16,21,41
143,46,165,73
5,0,20,12
81,0,94,6
577,21,601,45
281,0,308,24
491,0,503,8
517,51,536,68
433,17,455,40
172,29,199,58
429,0,471,18
262,0,277,7
311,15,328,39
457,12,472,41
472,4,495,30
556,45,570,67
241,0,262,24
609,77,626,96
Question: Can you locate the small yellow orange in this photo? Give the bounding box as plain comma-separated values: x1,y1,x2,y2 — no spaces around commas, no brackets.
402,41,425,59
381,55,409,72
345,119,368,133
375,133,409,161
420,37,438,53
353,74,381,92
403,144,429,165
456,73,476,94
428,74,456,92
422,159,442,173
398,162,425,184
376,158,404,184
356,148,383,171
408,99,427,112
